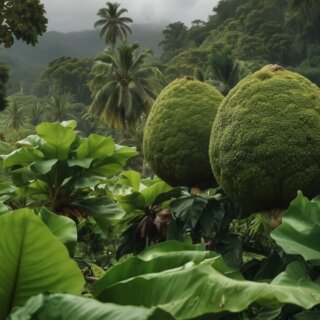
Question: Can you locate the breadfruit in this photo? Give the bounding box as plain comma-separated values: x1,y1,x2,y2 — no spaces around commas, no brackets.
143,77,223,189
209,64,320,214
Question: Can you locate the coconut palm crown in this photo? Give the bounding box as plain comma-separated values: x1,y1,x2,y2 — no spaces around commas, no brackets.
94,2,133,49
89,42,164,131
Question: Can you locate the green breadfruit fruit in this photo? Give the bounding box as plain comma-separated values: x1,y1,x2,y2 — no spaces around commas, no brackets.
209,64,320,214
143,77,224,189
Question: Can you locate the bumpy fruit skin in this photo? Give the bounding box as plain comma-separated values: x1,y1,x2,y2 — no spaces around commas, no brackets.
143,77,223,189
209,65,320,214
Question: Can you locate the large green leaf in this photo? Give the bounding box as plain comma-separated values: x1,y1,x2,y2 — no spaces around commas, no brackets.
294,311,320,319
72,196,125,230
0,183,16,203
271,192,320,262
67,158,93,168
116,180,177,213
0,209,84,319
95,241,217,295
140,180,171,207
8,293,174,320
2,148,44,168
30,159,58,174
119,170,141,192
0,141,14,154
89,160,123,177
113,145,139,165
17,135,43,148
116,191,145,213
38,207,77,253
36,122,77,160
76,134,115,159
94,242,320,319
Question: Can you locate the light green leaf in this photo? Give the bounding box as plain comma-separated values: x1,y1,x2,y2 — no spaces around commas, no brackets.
39,207,77,252
67,158,93,168
0,209,84,319
94,241,217,296
23,180,48,196
16,135,43,147
120,170,141,192
61,120,77,129
113,145,139,165
0,183,16,195
36,122,77,160
94,242,320,319
0,141,14,154
271,192,320,262
0,202,10,215
8,293,174,320
89,263,106,279
140,180,171,207
77,134,115,159
90,161,123,177
30,159,58,174
117,192,146,213
2,148,44,168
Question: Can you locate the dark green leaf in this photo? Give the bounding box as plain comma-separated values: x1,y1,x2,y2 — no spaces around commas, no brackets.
257,308,282,320
170,196,195,224
152,187,185,207
30,159,58,174
199,199,225,238
72,196,125,230
294,310,320,319
215,233,243,269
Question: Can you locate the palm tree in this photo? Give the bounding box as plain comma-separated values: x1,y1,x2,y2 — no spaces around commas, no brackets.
1,101,25,130
94,2,133,49
45,92,77,122
88,42,164,131
289,0,320,21
208,50,248,95
28,102,44,126
159,22,188,61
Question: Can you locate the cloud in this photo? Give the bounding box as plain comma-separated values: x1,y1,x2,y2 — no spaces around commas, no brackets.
41,0,218,32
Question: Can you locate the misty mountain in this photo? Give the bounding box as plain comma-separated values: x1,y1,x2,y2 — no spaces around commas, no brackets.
0,23,164,68
0,23,165,94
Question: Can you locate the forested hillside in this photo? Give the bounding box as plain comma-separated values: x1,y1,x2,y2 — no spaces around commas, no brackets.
0,24,164,93
162,0,320,84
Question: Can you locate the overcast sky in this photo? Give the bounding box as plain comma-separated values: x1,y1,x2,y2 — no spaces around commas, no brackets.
42,0,219,32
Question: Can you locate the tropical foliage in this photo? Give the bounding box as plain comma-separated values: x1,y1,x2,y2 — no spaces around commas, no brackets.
94,1,133,49
0,0,47,47
1,0,320,319
89,42,164,131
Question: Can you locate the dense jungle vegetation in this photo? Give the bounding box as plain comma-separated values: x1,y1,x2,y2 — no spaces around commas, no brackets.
1,0,320,319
